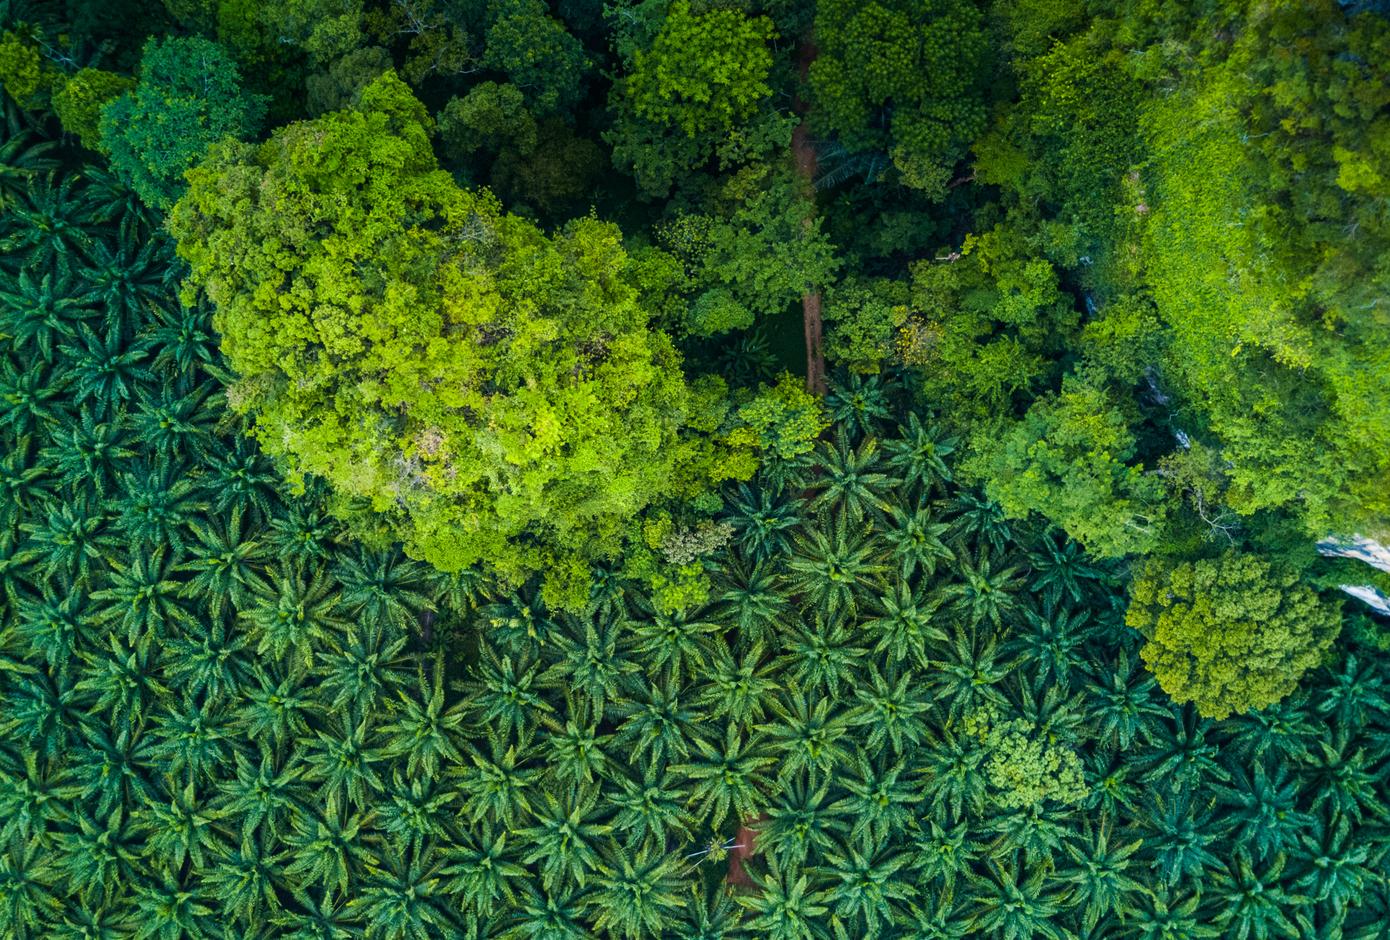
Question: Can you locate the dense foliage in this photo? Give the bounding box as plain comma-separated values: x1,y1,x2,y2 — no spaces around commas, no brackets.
1,0,1389,936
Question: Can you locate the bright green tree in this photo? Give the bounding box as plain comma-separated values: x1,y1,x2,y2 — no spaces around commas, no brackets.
973,373,1166,558
169,71,764,610
607,0,785,197
1126,552,1341,719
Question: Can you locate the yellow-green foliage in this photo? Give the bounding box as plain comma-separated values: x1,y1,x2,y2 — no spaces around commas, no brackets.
52,68,134,150
965,704,1088,810
0,30,59,109
1126,552,1341,719
975,374,1166,559
626,0,774,138
171,72,774,610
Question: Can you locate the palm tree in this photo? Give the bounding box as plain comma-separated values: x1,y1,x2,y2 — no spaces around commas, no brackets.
502,883,590,940
807,430,893,524
1136,790,1223,887
583,843,687,939
378,660,467,779
377,772,453,854
819,840,914,937
539,616,638,714
111,458,205,556
1024,533,1109,608
715,556,788,643
1084,647,1170,751
724,481,801,563
628,606,720,686
12,575,89,675
55,807,144,906
964,858,1066,940
926,625,1008,722
671,724,774,830
1316,654,1390,731
1057,819,1146,931
1122,888,1219,940
516,784,612,890
829,749,920,847
78,236,170,334
234,659,321,751
282,795,374,895
1140,708,1230,796
848,666,931,755
1293,812,1378,913
942,491,1012,554
439,822,528,920
695,638,778,726
143,297,216,379
1,174,97,273
176,508,269,621
134,778,225,873
1204,851,1308,940
737,856,831,940
453,736,540,828
0,267,92,361
883,413,957,497
196,434,278,524
318,621,412,718
348,848,458,940
62,323,151,416
73,635,171,730
130,380,219,461
0,356,70,437
879,504,954,583
0,750,78,845
1006,603,1092,692
240,567,348,668
215,750,308,844
825,372,895,440
862,582,946,669
0,834,62,937
302,713,387,809
766,689,854,783
1212,761,1314,862
786,511,888,620
610,673,705,767
148,692,236,785
43,407,134,500
910,819,979,889
1221,695,1317,765
671,883,744,940
606,760,694,851
130,872,218,940
774,615,868,701
1301,732,1384,825
0,104,57,212
939,547,1024,630
758,774,849,870
542,694,614,787
917,724,987,823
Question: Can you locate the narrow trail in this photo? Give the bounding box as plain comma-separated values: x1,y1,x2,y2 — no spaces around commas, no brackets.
792,38,827,398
